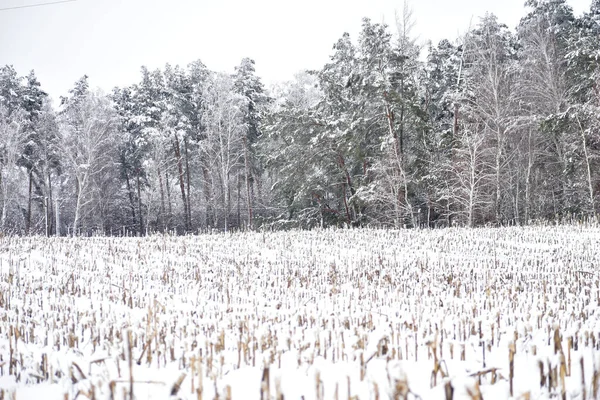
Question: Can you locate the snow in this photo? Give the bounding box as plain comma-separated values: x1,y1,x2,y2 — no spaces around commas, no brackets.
0,226,599,399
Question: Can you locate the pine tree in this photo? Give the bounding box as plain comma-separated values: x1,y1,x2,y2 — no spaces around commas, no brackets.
233,58,268,229
164,64,194,232
18,71,48,233
421,39,463,226
113,86,150,234
132,67,170,231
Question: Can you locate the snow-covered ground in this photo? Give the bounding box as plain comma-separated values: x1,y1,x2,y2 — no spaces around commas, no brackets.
0,226,599,399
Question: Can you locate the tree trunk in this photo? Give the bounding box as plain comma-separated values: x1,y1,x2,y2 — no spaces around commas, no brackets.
243,137,253,230
393,184,401,228
157,164,166,232
255,171,263,218
514,174,520,225
495,136,502,225
223,171,230,232
448,103,460,227
125,170,137,230
525,129,534,223
384,102,414,228
73,176,81,236
172,134,189,232
26,168,33,234
0,171,5,230
184,136,192,230
336,153,360,224
44,194,48,236
237,173,241,229
136,173,144,235
202,166,212,228
47,170,54,236
468,157,476,228
55,179,61,237
99,195,107,235
577,115,597,220
341,182,352,225
165,166,173,230
453,104,460,140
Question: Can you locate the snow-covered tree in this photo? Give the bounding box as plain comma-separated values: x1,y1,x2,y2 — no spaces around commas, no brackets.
59,77,120,235
233,58,268,229
201,73,247,231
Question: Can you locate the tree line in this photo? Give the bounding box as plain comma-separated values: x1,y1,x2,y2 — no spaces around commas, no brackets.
0,0,599,235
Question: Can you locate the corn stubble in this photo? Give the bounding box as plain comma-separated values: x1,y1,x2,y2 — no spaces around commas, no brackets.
0,226,599,399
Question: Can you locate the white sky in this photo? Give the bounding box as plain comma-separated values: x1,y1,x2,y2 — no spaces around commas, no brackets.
0,0,592,101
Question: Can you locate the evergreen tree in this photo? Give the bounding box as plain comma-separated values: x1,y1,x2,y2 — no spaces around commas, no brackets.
113,86,150,234
18,71,48,233
233,58,268,228
421,39,463,226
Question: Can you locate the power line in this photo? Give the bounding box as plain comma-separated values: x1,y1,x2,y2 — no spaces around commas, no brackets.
0,0,76,12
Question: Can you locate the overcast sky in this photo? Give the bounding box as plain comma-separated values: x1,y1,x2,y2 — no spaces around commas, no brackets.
0,0,592,101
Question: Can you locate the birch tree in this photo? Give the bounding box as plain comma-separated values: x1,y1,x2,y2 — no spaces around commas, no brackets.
59,77,119,235
200,73,246,231
463,14,521,224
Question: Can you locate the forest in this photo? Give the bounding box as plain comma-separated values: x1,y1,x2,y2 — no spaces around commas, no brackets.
0,0,599,235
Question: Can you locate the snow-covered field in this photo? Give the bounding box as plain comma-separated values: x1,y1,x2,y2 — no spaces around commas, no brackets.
0,227,599,399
